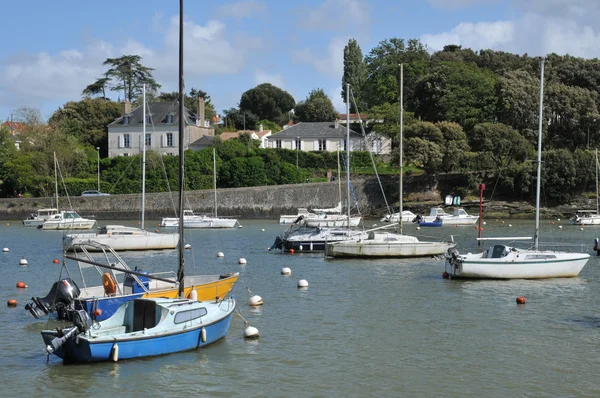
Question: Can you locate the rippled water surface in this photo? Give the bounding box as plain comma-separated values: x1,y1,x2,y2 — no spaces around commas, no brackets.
1,219,599,397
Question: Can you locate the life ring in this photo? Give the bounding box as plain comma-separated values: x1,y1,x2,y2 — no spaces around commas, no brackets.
102,273,117,296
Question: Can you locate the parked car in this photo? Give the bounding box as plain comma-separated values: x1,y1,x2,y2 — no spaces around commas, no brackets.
81,190,110,197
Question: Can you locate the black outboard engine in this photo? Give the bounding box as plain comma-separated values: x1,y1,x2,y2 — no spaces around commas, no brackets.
269,235,284,251
45,309,92,355
413,215,422,224
25,278,81,319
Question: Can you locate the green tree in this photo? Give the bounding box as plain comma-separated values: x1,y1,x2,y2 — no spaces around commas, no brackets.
436,121,470,172
342,38,367,113
152,88,216,122
239,83,295,124
222,108,259,131
48,98,121,148
294,88,338,122
470,123,532,169
404,137,443,174
82,77,110,99
100,55,161,102
257,119,281,133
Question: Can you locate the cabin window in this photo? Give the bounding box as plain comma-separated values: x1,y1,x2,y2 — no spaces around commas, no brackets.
174,307,208,324
145,133,151,146
319,139,327,151
525,254,558,260
166,133,174,147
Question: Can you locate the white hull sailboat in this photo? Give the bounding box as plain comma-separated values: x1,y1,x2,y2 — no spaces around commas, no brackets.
380,210,416,223
325,67,455,258
445,60,590,279
23,208,59,227
64,86,178,251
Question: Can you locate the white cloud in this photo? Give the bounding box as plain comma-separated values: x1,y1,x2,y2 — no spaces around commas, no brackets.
254,70,284,88
328,85,346,113
0,16,263,110
303,0,370,31
421,20,515,52
216,0,267,19
291,36,348,79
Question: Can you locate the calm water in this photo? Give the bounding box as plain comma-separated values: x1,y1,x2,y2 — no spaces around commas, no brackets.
1,219,599,397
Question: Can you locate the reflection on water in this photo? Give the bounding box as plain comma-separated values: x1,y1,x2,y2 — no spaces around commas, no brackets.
1,219,600,397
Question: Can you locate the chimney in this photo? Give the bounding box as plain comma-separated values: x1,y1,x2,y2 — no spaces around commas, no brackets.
197,97,205,127
334,118,339,129
259,123,263,132
121,100,131,116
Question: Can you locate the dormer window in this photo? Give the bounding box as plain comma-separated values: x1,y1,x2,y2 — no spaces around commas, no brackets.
145,114,152,125
123,115,131,125
166,113,174,124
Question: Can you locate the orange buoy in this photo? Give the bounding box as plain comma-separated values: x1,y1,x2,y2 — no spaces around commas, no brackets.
480,227,484,231
16,281,27,288
94,309,103,317
455,224,458,227
442,272,449,279
516,296,526,305
53,259,59,264
501,220,505,224
7,299,17,307
289,249,295,254
155,229,159,233
475,226,479,230
5,223,9,226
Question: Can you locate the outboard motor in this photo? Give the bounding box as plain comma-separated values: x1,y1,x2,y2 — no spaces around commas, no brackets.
412,215,422,224
45,309,92,355
25,278,80,319
269,235,284,251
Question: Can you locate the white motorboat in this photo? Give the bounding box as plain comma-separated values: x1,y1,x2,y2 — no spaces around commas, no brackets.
23,208,59,227
441,208,479,226
302,214,362,228
445,60,590,279
380,210,416,223
271,226,369,252
41,211,96,230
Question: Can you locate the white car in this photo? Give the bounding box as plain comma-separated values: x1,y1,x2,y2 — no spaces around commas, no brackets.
81,190,110,197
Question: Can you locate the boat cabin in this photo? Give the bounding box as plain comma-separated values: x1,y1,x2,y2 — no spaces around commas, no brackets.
452,208,470,217
483,245,511,258
428,208,450,217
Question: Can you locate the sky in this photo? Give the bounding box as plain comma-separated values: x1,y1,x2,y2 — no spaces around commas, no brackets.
1,0,600,122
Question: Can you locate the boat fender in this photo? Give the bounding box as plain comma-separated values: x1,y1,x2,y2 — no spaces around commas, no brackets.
102,273,117,296
189,289,198,301
112,343,119,362
594,238,599,253
201,327,206,343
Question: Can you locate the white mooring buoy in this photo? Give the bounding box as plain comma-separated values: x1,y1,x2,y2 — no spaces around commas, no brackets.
261,228,265,232
559,225,563,229
297,278,309,288
217,252,224,258
184,243,191,250
238,258,247,265
19,258,28,266
281,267,291,275
244,325,259,339
248,295,263,306
238,225,243,228
2,248,8,252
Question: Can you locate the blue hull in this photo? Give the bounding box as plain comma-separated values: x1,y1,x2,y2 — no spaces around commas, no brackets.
42,310,233,363
419,221,442,227
77,294,144,321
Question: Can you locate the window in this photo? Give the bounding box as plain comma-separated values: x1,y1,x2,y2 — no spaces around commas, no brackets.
319,139,327,151
122,115,130,125
145,115,152,125
166,113,174,124
295,139,301,150
166,133,173,147
343,139,347,151
145,133,151,146
123,134,131,148
174,307,207,324
276,139,282,148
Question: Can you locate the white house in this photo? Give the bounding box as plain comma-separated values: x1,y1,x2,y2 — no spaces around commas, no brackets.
266,120,391,155
107,97,214,158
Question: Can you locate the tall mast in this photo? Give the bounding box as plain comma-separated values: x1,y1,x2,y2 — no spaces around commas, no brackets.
141,84,146,230
596,149,599,215
399,63,404,234
177,0,185,297
54,152,59,210
337,144,342,214
213,147,218,218
346,83,351,227
534,59,545,250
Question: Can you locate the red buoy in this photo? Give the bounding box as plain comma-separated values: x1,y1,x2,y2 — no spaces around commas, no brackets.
7,299,17,307
94,309,103,317
53,259,59,264
516,296,526,304
442,272,449,279
155,229,159,233
16,281,27,288
289,249,295,254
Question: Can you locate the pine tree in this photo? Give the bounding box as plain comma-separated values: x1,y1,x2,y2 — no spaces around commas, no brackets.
341,39,367,113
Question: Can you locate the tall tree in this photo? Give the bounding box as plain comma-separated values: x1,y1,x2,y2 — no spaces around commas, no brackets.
294,88,338,122
239,83,295,124
101,55,161,102
341,38,367,113
82,77,110,99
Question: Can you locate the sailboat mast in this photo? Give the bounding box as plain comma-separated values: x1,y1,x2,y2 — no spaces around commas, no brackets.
54,152,59,210
399,63,404,234
337,145,342,214
346,83,351,226
534,59,545,250
141,84,146,230
596,149,598,215
213,147,217,218
177,0,185,298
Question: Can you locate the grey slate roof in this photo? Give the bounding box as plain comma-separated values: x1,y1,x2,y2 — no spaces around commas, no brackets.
108,102,198,127
267,122,362,139
190,135,215,147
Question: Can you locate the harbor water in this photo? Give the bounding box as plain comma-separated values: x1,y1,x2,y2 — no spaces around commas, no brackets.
1,219,599,397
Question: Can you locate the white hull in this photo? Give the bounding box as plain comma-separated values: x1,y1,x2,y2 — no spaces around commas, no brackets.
380,211,415,223
441,216,479,226
23,208,59,227
23,219,45,227
573,215,600,225
325,233,455,258
445,246,590,279
184,217,238,228
304,216,361,228
42,219,96,230
64,227,179,251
